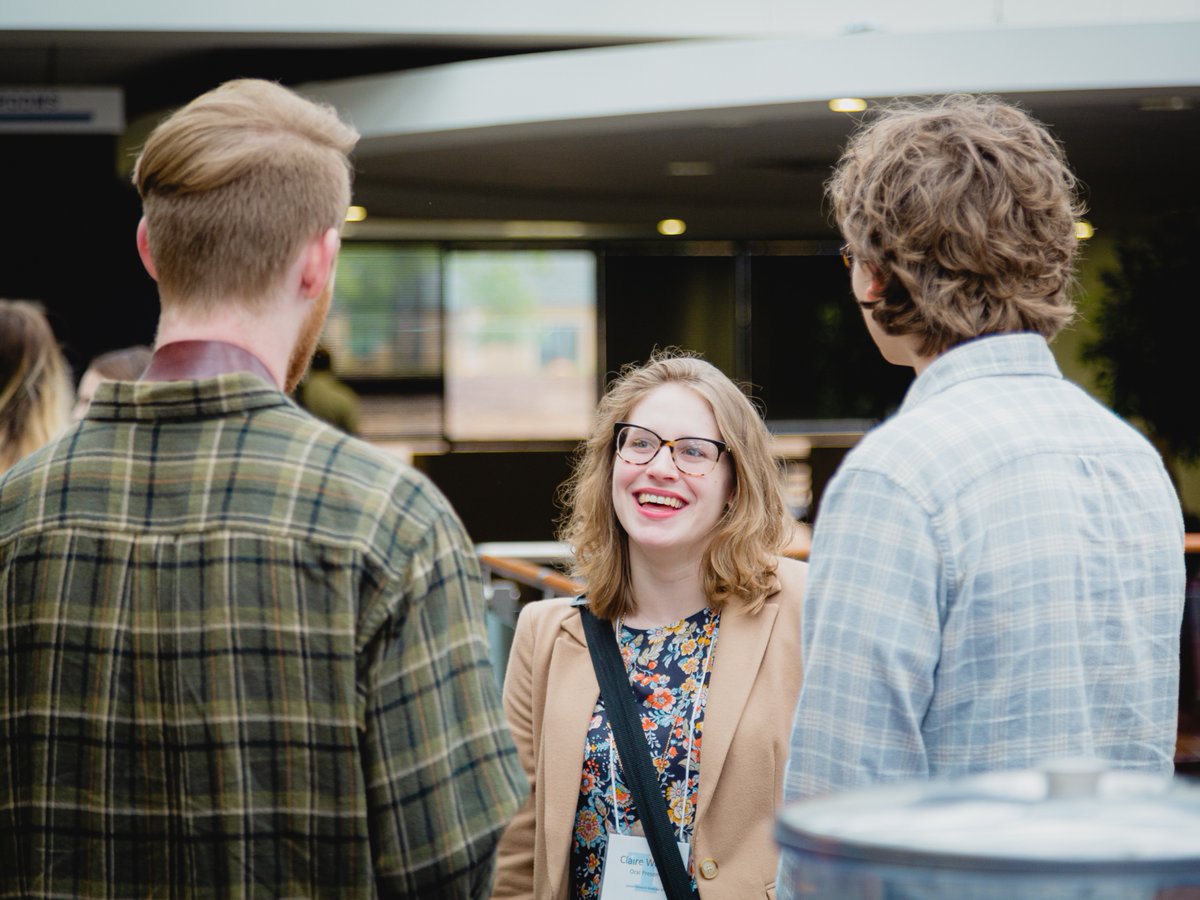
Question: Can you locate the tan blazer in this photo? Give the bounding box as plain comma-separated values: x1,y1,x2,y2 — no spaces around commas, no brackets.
493,557,806,900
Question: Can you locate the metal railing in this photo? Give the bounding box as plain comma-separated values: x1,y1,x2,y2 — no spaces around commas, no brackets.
477,534,814,629
479,533,1199,627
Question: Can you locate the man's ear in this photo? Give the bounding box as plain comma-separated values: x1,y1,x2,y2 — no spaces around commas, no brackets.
854,267,890,309
867,266,888,304
298,227,340,300
136,217,158,282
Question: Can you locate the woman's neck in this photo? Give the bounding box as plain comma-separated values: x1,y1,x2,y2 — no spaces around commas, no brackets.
623,549,710,629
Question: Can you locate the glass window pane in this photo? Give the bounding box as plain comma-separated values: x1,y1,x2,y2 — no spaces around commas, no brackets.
445,250,597,440
327,243,441,378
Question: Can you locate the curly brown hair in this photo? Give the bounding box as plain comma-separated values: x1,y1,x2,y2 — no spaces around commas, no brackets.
558,349,786,621
828,94,1084,357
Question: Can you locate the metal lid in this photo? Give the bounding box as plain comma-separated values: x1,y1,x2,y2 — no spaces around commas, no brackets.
777,760,1200,874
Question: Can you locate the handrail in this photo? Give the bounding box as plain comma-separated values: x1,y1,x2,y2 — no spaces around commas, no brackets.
478,553,582,597
479,533,1199,603
784,533,810,561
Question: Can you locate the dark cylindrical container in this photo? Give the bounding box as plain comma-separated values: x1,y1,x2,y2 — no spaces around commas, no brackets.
777,762,1200,899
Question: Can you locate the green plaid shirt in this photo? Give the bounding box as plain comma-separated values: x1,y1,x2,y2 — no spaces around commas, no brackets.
0,374,526,898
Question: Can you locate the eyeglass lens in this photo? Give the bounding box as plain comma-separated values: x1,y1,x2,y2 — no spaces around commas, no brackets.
616,425,722,475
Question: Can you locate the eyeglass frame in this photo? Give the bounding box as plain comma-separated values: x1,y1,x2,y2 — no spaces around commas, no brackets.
612,422,731,477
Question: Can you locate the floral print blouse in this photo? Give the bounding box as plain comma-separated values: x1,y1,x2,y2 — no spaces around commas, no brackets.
570,607,721,898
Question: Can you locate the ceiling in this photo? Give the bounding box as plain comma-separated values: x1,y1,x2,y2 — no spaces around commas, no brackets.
339,87,1200,241
3,25,1198,242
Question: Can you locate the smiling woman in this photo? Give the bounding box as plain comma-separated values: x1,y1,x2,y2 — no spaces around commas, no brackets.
493,348,808,900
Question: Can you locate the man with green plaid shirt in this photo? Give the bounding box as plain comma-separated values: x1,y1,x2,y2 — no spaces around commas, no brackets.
0,79,526,898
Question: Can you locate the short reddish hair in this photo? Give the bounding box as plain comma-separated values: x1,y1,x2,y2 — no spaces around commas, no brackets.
133,79,358,310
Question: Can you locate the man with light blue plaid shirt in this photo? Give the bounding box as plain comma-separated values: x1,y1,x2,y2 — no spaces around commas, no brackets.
783,95,1185,804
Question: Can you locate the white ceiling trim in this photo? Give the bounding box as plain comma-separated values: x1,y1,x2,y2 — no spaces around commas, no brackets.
302,23,1200,154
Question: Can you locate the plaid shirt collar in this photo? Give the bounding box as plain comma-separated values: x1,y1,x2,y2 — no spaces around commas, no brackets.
85,371,289,423
901,332,1063,413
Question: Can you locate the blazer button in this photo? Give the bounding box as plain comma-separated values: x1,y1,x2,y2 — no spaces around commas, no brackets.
699,858,719,880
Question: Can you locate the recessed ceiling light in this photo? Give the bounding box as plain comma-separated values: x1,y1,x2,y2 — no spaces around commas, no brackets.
1139,96,1193,112
667,161,715,177
828,98,868,113
345,205,367,223
657,218,687,236
500,220,589,238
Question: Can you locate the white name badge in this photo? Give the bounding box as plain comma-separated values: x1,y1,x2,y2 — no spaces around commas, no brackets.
599,832,691,899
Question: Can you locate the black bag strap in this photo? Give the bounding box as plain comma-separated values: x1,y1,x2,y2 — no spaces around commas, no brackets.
579,604,698,900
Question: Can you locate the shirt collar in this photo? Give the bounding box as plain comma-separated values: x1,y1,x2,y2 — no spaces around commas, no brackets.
85,372,288,423
900,333,1063,413
142,340,276,387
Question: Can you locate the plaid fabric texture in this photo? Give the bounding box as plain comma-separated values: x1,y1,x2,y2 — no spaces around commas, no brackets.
0,374,526,898
784,334,1185,800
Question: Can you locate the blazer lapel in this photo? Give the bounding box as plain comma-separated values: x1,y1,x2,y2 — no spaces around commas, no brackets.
695,601,779,822
542,610,600,898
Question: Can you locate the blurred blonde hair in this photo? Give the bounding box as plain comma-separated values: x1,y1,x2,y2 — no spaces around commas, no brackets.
132,78,358,310
828,94,1083,357
0,300,72,474
559,349,786,621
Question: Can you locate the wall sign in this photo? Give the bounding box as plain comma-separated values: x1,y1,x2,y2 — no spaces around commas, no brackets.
0,88,123,133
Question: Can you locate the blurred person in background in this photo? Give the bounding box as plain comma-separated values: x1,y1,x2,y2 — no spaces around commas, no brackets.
295,344,360,435
0,299,71,475
72,344,153,420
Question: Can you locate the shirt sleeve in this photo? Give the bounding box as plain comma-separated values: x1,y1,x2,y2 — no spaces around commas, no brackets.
491,601,540,898
360,504,529,898
783,466,944,800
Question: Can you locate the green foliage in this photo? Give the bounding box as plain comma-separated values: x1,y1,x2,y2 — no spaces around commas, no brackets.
451,253,537,344
1083,209,1200,462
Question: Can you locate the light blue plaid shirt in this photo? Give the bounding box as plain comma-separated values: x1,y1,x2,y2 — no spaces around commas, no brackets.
784,333,1185,801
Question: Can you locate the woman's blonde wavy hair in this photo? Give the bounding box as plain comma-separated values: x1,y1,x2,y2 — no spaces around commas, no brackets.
559,349,787,621
828,94,1084,357
0,300,72,475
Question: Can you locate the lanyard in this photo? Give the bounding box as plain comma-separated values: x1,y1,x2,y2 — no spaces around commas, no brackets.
608,611,720,842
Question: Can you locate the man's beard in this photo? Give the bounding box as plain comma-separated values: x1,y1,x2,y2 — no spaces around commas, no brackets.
285,282,332,393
